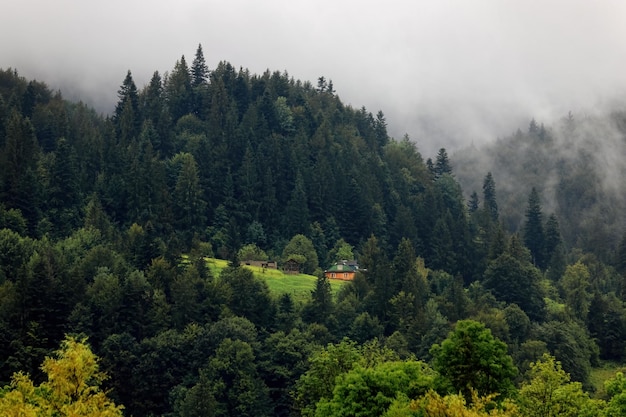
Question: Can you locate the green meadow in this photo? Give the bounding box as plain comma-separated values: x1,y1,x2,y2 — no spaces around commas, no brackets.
203,258,347,303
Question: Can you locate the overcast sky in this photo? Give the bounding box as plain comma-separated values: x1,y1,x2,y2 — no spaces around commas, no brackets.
2,0,625,156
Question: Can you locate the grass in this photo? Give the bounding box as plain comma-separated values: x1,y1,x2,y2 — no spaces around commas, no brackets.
590,362,626,398
202,257,347,303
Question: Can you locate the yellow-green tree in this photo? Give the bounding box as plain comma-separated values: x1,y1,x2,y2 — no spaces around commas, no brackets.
0,336,123,416
517,353,604,417
560,261,592,321
384,390,518,417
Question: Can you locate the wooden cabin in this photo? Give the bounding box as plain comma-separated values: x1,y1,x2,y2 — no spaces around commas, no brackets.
324,260,359,281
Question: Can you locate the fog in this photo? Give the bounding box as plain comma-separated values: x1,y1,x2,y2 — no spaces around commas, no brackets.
2,0,625,157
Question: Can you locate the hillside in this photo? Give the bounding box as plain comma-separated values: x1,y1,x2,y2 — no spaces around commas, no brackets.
453,111,626,262
2,48,626,416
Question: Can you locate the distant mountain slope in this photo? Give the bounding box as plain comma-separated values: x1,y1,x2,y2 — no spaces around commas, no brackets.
453,110,626,261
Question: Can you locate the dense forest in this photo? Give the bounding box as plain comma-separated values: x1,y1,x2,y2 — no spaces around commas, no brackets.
2,45,626,416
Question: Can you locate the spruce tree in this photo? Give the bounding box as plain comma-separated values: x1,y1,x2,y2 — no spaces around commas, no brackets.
191,43,209,87
165,56,193,121
524,187,545,269
114,70,140,141
482,172,498,221
434,148,452,179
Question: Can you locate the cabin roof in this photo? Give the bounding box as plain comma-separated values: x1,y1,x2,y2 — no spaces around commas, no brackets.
325,260,359,273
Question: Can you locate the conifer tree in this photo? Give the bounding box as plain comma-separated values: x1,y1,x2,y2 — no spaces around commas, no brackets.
482,172,498,222
285,170,310,237
434,148,452,179
1,110,40,232
524,187,545,269
191,43,209,87
114,70,140,141
468,191,479,214
165,56,193,121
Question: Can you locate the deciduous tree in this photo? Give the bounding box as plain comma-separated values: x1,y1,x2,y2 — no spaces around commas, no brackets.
431,319,517,402
0,335,123,416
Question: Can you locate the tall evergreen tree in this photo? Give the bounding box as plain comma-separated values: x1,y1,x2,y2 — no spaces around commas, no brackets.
47,137,80,237
165,56,193,122
374,110,388,148
482,172,498,222
191,44,209,87
616,232,626,277
285,170,310,237
171,152,206,245
434,148,452,179
140,71,172,155
191,44,210,118
468,191,479,214
1,110,40,232
523,187,546,269
304,275,334,325
544,213,566,281
113,70,140,142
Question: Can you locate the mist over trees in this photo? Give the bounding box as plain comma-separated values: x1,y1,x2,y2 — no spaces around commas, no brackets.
454,110,626,262
2,46,626,416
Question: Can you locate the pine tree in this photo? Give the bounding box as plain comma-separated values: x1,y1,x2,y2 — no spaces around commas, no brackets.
140,71,172,155
47,137,80,237
172,152,206,245
374,110,388,148
544,213,566,280
1,110,40,232
165,56,193,121
482,172,498,221
615,232,626,276
468,191,479,214
285,170,310,237
434,148,452,179
524,187,546,269
304,275,333,325
191,44,210,119
191,43,209,87
114,70,140,141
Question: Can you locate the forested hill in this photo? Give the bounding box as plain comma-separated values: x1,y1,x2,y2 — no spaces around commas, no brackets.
3,46,626,416
0,49,464,271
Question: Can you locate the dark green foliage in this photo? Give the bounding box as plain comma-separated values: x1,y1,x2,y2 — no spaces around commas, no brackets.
431,319,518,402
315,360,435,417
303,275,333,325
483,236,545,321
191,44,209,88
257,329,315,416
533,319,599,387
1,110,41,232
482,171,498,221
166,56,193,122
220,266,275,328
587,292,626,361
434,147,452,179
524,187,546,268
204,338,271,417
0,61,624,416
171,368,218,417
282,234,319,275
113,70,140,142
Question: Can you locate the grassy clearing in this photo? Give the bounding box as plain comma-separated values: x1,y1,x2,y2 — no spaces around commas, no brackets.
202,257,347,303
590,362,626,397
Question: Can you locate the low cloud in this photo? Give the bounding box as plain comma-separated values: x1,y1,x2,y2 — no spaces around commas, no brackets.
1,1,625,157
